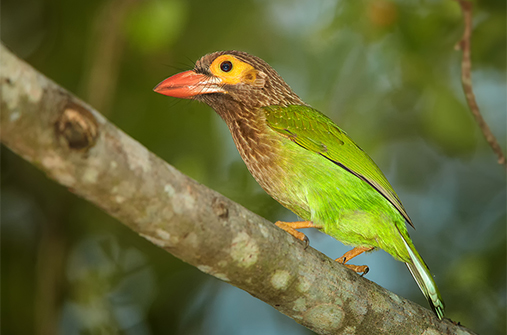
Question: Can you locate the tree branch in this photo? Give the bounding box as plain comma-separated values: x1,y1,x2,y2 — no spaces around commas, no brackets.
0,44,476,335
454,0,506,168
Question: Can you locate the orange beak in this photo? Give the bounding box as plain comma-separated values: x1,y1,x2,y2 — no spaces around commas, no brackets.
153,70,224,99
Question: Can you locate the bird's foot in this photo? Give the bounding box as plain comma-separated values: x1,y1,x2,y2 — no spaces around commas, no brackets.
335,246,374,276
274,221,318,248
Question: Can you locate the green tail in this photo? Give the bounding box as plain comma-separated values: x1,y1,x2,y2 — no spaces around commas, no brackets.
399,231,445,319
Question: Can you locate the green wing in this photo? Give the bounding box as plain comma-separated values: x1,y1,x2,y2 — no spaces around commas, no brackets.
263,105,413,228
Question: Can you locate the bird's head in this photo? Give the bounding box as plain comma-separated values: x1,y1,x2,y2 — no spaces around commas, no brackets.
154,51,304,113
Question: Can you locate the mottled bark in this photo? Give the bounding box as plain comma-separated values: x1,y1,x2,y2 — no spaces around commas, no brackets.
0,44,476,335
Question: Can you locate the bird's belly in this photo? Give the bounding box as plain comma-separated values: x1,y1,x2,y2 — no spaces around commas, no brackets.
241,151,312,218
233,136,312,218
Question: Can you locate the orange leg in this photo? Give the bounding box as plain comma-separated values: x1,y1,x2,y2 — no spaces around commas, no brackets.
335,246,375,276
275,221,321,248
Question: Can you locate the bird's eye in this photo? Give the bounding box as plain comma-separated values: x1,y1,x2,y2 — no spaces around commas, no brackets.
220,61,233,72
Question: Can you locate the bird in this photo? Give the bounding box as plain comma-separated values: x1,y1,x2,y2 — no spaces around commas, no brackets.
153,50,445,319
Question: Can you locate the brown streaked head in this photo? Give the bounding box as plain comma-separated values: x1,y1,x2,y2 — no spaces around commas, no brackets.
154,51,305,112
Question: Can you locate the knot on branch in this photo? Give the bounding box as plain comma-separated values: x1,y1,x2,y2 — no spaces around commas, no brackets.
56,101,98,150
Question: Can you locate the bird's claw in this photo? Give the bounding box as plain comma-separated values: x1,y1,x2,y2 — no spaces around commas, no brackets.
303,235,310,250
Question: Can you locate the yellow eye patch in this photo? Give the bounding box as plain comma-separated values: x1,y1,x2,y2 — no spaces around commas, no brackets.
209,55,259,85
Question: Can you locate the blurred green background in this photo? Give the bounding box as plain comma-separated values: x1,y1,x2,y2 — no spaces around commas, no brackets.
1,0,505,334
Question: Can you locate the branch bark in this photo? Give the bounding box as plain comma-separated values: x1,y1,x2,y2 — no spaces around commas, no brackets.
0,44,476,335
454,0,506,169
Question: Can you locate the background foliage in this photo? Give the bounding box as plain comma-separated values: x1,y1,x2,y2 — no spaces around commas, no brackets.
1,0,505,334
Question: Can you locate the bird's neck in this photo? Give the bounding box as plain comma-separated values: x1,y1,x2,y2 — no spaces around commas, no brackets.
218,102,270,157
212,100,280,185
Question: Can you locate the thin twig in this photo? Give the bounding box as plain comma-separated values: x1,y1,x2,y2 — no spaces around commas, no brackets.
454,0,506,168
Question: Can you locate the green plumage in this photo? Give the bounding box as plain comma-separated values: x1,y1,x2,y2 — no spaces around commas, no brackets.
263,105,409,253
